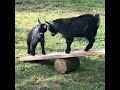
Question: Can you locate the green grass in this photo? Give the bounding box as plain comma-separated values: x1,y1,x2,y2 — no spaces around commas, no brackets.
15,0,105,90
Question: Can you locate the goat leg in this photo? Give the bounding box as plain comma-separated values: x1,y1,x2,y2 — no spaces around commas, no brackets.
31,40,38,56
84,38,95,51
65,38,73,54
40,42,46,55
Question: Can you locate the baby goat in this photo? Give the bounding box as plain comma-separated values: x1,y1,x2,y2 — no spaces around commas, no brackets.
27,19,47,56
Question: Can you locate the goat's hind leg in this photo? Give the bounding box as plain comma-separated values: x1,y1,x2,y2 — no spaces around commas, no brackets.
31,40,38,56
84,38,95,51
27,38,31,54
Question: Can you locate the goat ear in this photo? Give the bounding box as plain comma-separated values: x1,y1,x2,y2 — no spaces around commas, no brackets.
38,18,41,24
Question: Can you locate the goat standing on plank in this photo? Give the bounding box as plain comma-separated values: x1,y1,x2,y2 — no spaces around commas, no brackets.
45,14,100,53
27,19,47,56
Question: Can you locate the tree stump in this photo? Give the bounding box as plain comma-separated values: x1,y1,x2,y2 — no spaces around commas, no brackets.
54,57,80,74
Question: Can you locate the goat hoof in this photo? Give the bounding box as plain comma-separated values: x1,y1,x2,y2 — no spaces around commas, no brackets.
65,50,70,54
31,53,35,56
27,51,31,54
84,48,89,52
42,51,46,55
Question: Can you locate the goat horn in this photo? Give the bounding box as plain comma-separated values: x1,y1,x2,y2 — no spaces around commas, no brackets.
38,18,41,24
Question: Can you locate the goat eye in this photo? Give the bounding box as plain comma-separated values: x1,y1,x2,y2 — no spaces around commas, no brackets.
39,33,43,35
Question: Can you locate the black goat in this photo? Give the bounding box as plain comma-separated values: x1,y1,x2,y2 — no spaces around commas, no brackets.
27,19,47,56
45,14,100,53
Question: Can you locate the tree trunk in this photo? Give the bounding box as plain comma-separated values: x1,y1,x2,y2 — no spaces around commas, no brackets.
54,57,80,74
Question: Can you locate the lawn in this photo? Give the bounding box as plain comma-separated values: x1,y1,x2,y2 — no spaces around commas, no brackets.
15,0,105,90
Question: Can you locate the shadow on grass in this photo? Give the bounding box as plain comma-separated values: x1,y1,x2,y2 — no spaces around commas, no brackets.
24,59,55,66
15,56,105,89
16,56,104,76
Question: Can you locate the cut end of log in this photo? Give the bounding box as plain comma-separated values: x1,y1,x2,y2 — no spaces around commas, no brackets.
54,59,67,74
54,58,80,74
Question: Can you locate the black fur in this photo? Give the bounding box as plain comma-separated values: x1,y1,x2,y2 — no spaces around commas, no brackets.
27,19,47,56
45,14,100,53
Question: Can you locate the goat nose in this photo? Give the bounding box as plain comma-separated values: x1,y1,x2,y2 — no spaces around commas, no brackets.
51,33,55,36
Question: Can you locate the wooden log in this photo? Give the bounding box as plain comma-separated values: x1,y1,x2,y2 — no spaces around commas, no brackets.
54,57,80,74
20,48,105,61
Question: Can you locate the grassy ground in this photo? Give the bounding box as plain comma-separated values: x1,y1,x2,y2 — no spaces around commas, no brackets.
15,0,105,90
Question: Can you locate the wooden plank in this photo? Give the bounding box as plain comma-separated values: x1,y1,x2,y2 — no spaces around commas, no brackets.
20,48,105,61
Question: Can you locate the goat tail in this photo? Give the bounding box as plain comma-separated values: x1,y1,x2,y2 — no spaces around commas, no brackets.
94,14,100,27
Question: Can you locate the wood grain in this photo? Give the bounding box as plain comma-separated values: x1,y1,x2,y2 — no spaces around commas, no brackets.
20,48,105,61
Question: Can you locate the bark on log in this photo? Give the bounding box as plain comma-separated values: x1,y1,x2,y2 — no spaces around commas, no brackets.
54,57,80,74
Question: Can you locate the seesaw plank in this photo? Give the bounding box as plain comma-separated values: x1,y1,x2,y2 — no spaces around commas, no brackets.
20,48,105,61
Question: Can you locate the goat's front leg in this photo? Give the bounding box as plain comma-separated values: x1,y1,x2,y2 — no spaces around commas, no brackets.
84,38,95,51
39,36,46,55
40,40,46,55
65,38,73,54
